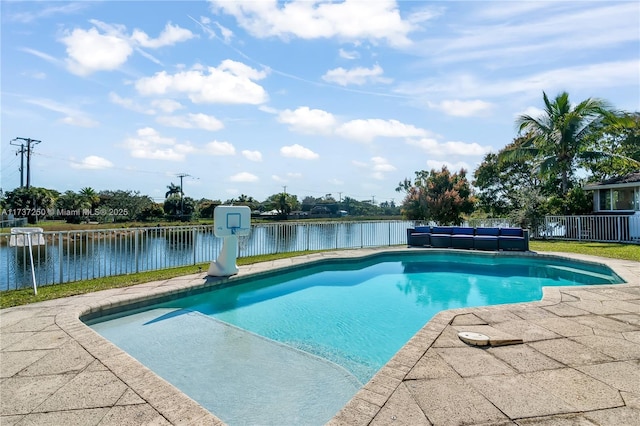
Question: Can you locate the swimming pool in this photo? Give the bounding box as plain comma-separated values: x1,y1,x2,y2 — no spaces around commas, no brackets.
86,250,624,425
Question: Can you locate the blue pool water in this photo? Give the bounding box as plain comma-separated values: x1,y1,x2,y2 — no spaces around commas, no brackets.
86,251,623,425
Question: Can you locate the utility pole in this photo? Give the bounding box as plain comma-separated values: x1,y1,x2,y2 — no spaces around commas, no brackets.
10,140,28,188
10,138,41,188
176,173,190,216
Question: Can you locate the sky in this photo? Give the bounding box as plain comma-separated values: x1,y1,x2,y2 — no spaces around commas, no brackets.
1,1,639,206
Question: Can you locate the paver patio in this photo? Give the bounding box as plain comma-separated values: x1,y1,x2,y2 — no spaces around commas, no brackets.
1,248,638,425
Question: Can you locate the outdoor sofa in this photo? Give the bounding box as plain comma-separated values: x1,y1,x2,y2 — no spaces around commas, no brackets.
407,226,529,251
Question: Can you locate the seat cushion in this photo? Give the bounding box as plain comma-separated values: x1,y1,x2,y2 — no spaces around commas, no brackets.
431,226,453,234
474,236,499,250
498,236,526,250
500,228,523,237
475,227,500,236
452,227,474,235
430,234,452,248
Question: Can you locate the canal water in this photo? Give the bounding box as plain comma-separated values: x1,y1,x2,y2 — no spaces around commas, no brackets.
0,221,414,291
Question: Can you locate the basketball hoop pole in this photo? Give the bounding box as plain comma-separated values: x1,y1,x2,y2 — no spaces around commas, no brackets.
207,233,239,276
208,206,251,277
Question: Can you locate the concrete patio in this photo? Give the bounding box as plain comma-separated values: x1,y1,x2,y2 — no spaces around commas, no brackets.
1,248,639,425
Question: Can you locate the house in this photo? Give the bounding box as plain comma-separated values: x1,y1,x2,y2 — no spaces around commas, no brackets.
583,172,640,242
583,172,640,214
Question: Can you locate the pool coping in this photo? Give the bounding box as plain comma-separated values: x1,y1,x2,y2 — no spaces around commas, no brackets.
1,247,639,425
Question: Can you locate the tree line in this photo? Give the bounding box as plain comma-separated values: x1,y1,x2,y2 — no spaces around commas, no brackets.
0,184,400,224
396,91,639,227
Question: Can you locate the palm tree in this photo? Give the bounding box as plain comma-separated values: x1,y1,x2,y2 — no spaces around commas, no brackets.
79,187,99,209
509,91,612,196
165,183,182,199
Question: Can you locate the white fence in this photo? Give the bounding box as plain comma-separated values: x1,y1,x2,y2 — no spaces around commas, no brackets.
533,214,640,243
2,216,637,292
0,220,414,291
0,217,27,229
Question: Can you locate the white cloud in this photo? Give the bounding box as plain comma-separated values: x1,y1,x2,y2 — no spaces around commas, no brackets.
59,20,194,75
157,113,224,131
242,150,263,161
215,22,234,43
134,47,163,66
24,97,99,127
9,3,89,23
272,172,302,183
229,172,259,182
151,99,184,113
259,105,279,114
370,156,396,180
122,127,195,161
429,99,493,117
23,71,47,79
209,0,414,47
322,64,391,86
336,118,428,143
19,47,62,66
277,106,336,134
407,5,443,25
70,155,113,169
413,3,638,68
135,60,268,104
338,48,359,60
395,60,639,103
280,144,319,160
517,61,640,94
219,59,268,80
61,26,133,75
60,116,100,128
516,106,545,120
407,138,491,157
131,22,195,48
109,92,155,114
425,160,471,173
202,140,236,155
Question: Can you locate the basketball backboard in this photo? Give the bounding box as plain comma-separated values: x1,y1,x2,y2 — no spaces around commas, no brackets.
213,205,251,237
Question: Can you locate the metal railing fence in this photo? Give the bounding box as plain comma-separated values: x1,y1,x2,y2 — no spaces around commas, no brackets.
1,218,28,228
3,216,637,292
532,215,640,243
1,220,415,291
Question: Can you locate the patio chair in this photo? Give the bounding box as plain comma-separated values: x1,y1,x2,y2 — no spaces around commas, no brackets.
473,227,499,250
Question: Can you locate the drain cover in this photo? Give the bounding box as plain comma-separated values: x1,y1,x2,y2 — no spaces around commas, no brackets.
458,331,490,346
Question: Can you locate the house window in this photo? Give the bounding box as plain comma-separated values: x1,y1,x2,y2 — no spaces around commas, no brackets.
599,189,611,210
599,187,639,211
613,188,634,210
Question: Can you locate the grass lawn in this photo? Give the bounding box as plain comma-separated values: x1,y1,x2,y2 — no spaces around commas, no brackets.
0,251,326,309
530,240,640,262
1,241,638,309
